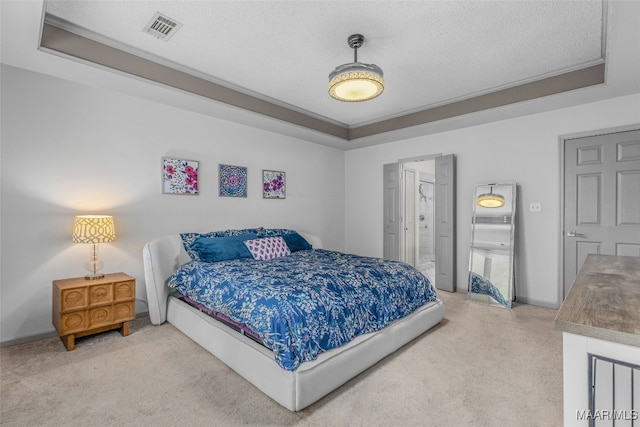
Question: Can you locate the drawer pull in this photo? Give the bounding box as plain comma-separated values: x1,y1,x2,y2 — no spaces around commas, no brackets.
92,309,109,321
91,287,108,298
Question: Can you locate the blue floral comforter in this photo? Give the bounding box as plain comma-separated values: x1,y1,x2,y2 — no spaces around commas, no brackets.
168,249,437,371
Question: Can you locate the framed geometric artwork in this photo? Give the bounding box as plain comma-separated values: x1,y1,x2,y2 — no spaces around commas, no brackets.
263,170,286,199
162,157,199,195
219,164,248,197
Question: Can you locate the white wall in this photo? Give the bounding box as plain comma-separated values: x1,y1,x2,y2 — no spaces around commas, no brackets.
0,65,345,342
2,63,639,342
345,94,640,308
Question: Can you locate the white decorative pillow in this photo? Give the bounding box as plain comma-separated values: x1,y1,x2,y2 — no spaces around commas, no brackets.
244,236,291,260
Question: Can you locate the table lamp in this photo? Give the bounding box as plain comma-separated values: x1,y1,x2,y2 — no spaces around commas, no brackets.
72,215,116,280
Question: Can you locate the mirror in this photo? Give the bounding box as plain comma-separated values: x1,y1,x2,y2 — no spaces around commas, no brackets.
468,183,516,308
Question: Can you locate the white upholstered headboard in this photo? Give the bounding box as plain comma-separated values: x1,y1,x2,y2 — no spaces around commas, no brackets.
142,232,323,325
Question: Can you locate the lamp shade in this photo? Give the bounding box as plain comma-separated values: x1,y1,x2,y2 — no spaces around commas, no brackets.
72,215,116,243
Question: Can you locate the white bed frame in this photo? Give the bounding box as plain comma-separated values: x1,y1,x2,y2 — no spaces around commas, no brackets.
142,232,444,411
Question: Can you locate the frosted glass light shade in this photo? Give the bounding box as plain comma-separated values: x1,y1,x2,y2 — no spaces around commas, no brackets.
328,63,384,102
476,190,505,208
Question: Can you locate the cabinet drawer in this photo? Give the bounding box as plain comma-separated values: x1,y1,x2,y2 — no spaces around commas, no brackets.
60,310,88,335
89,283,114,306
113,302,135,322
60,288,88,311
114,281,135,301
88,306,113,328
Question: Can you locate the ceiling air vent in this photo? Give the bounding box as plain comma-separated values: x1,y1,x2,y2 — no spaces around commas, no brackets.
143,12,182,41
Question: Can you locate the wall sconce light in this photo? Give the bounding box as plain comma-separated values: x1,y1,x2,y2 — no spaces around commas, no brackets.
476,186,505,208
72,215,116,280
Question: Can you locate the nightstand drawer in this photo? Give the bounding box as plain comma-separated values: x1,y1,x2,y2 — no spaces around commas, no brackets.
61,288,88,311
60,310,88,335
114,280,135,301
88,283,113,306
88,306,113,328
113,302,135,322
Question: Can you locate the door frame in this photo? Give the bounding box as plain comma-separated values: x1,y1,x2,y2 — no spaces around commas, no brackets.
557,123,640,304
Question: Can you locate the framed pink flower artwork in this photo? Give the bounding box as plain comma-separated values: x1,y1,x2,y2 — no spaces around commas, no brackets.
162,157,199,195
263,170,285,199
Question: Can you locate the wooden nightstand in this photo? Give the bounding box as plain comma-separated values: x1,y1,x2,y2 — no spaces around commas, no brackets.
52,272,135,351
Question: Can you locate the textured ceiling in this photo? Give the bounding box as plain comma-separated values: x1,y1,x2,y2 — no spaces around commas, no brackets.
43,0,604,128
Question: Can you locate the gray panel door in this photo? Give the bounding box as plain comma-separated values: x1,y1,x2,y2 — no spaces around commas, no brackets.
404,168,417,266
564,129,640,297
435,154,456,292
383,163,401,261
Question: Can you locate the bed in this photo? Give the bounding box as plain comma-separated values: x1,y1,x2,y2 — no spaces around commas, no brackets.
142,229,444,411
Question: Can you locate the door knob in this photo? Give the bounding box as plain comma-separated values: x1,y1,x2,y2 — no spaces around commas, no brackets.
566,230,586,238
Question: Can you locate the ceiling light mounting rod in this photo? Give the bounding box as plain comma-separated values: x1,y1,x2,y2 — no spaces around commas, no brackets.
348,33,364,63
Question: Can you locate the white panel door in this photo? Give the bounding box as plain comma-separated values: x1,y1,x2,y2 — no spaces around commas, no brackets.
383,163,401,261
435,154,456,292
404,168,417,267
564,129,640,297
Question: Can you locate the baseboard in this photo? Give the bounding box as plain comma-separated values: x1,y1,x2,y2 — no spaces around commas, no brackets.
0,330,58,348
0,311,150,348
515,296,560,309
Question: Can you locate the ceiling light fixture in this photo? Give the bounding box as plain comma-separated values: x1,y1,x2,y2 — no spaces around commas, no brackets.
477,186,506,208
328,34,384,102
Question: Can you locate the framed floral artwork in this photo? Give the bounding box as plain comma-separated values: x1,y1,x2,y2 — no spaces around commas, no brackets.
162,157,199,195
219,164,247,197
263,170,286,199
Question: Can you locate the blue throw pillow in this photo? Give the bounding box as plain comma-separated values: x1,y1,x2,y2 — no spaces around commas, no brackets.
192,233,257,262
281,232,312,252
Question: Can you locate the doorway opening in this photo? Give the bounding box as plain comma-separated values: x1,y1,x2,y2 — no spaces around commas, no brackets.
383,154,456,292
402,158,436,284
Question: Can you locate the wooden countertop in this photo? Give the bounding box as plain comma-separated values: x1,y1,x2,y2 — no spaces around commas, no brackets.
555,254,640,347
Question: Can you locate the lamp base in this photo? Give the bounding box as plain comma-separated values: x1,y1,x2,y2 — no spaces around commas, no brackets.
84,243,105,280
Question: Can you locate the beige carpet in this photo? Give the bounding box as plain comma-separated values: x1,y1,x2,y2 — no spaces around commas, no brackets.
0,291,563,426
